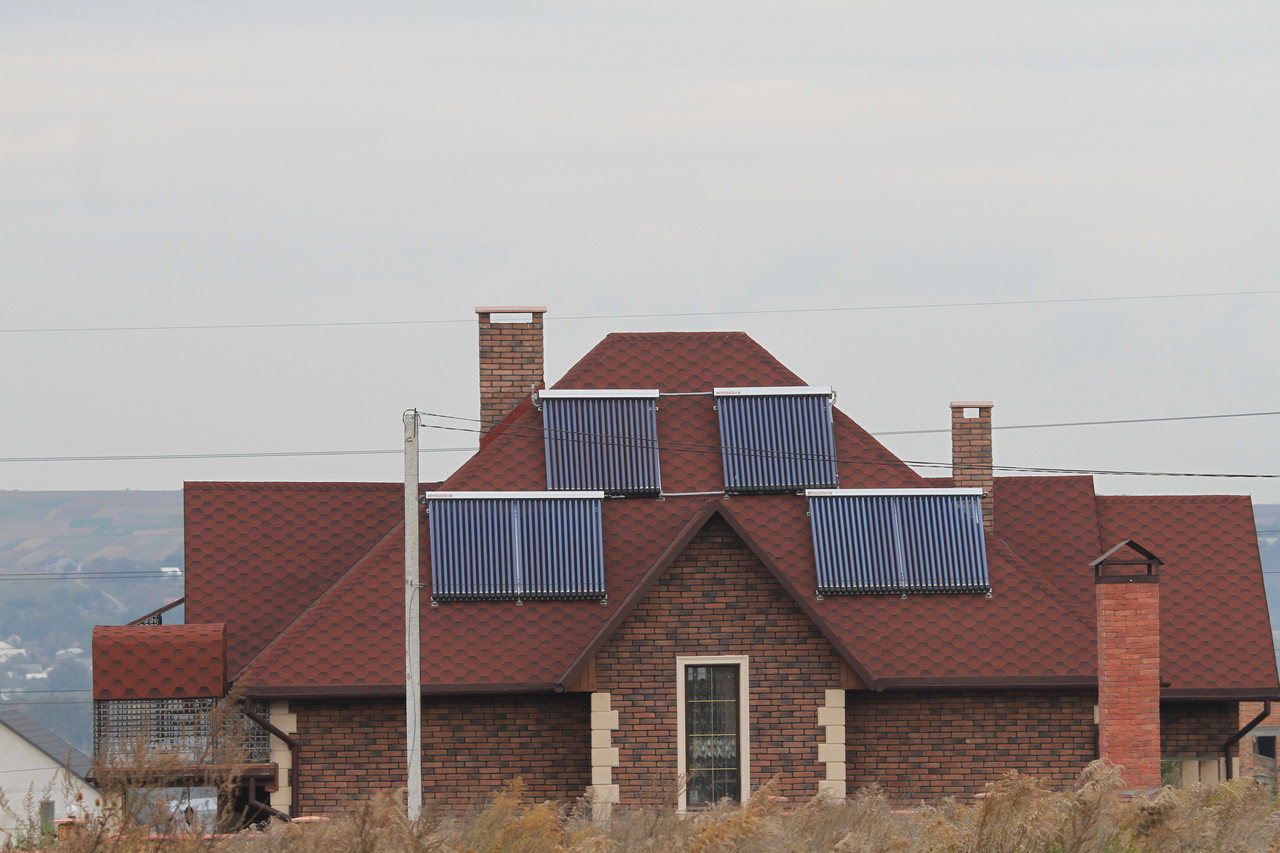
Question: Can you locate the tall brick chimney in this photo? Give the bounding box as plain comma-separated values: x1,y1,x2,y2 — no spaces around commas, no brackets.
476,307,545,434
950,402,994,532
1092,540,1163,791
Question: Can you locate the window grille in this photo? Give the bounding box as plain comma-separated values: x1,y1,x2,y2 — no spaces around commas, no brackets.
808,489,990,595
715,387,839,493
540,390,661,496
427,492,605,601
93,698,271,763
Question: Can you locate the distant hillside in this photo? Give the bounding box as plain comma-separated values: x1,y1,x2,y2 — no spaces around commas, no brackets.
0,490,182,568
0,491,183,753
1255,504,1280,641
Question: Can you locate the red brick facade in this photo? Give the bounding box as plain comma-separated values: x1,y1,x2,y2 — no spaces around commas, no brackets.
285,520,1249,811
593,515,844,804
477,308,544,432
294,694,590,813
846,689,1098,801
1096,579,1162,789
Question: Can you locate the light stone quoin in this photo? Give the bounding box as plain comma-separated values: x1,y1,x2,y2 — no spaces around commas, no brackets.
586,691,620,820
816,688,847,799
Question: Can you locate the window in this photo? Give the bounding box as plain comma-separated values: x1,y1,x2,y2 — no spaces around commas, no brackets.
426,492,605,601
714,387,838,493
539,389,661,495
676,655,749,810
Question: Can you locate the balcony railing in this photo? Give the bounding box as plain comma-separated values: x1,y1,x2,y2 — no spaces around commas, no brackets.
93,698,271,764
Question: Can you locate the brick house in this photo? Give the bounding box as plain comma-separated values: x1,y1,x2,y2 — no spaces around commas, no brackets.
91,307,1278,817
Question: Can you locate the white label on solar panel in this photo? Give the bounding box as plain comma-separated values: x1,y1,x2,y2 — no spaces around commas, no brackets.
538,388,660,399
714,386,833,397
426,491,605,500
805,488,984,497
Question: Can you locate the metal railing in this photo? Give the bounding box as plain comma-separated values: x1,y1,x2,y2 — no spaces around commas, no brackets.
93,698,271,764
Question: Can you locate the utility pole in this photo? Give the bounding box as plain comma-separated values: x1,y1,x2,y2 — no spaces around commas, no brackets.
403,410,423,820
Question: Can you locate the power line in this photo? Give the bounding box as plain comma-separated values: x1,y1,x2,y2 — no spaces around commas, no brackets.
3,288,1277,334
0,573,181,581
877,410,1280,436
0,447,471,464
416,412,1280,480
2,407,1277,478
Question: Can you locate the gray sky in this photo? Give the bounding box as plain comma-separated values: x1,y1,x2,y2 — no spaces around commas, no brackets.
3,1,1278,503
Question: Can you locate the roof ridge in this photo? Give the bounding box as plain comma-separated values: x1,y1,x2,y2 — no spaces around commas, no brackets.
1097,493,1249,503
0,706,94,782
988,538,1096,632
186,482,399,491
555,500,721,688
602,331,754,340
233,520,406,682
716,503,880,689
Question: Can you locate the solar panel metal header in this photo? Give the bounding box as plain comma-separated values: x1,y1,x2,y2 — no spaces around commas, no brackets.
714,386,839,493
538,389,662,496
426,491,605,602
806,488,990,595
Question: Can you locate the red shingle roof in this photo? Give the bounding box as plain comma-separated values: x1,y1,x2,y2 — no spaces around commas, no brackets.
184,482,403,675
93,623,226,700
98,332,1280,701
1097,494,1278,698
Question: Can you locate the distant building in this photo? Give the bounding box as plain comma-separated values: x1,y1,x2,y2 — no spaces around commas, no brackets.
0,642,27,666
0,708,98,835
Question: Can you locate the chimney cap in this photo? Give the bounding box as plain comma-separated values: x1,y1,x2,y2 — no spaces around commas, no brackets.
950,401,994,409
475,306,547,314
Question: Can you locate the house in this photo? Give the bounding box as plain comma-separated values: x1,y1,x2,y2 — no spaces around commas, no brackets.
91,307,1278,818
0,707,99,836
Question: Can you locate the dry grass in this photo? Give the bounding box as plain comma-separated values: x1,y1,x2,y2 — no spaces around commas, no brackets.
9,761,1280,852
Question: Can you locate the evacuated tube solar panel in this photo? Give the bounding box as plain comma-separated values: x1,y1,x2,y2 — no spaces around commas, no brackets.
715,391,838,493
808,490,989,595
542,395,661,495
427,493,605,601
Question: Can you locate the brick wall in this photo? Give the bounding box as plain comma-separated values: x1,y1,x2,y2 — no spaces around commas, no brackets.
1236,701,1278,785
950,402,993,531
295,693,590,813
845,689,1097,801
1160,701,1238,757
593,514,844,805
477,309,544,432
1096,579,1161,789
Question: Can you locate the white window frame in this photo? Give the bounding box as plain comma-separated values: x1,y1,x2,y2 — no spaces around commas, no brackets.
675,655,750,811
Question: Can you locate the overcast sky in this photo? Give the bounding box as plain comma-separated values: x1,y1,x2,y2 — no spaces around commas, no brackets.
3,1,1278,505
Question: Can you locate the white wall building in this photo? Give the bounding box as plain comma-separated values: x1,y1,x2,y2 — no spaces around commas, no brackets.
0,708,98,838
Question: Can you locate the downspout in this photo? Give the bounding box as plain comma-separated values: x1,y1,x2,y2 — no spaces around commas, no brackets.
243,705,301,818
247,776,292,824
1222,700,1271,780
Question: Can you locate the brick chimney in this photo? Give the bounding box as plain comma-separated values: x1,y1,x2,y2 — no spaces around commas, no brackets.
1092,540,1163,791
476,307,545,434
950,402,993,532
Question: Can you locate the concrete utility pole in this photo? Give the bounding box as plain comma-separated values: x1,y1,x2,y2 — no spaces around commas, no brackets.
403,410,423,820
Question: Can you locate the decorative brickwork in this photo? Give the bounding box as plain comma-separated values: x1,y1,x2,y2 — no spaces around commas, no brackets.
294,693,590,814
1096,579,1161,789
950,402,993,531
594,514,843,805
845,689,1097,801
477,307,544,433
